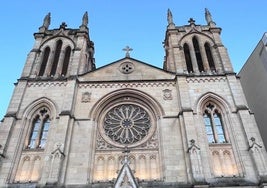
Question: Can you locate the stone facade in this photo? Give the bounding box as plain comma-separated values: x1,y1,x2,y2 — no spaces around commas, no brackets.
0,10,267,188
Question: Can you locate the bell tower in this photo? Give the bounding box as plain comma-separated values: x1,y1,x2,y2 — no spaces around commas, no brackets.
163,9,233,75
21,12,95,79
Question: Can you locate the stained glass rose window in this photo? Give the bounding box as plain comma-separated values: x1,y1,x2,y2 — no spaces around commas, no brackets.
103,104,151,145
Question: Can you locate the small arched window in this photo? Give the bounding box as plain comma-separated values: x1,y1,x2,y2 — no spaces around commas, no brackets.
183,43,193,73
61,46,71,76
205,43,215,71
27,108,50,149
50,40,62,76
203,103,226,143
38,47,50,76
193,37,204,72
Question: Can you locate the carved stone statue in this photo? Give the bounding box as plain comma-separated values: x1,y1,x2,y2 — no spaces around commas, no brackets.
205,8,216,26
43,12,51,29
82,11,88,26
167,9,173,25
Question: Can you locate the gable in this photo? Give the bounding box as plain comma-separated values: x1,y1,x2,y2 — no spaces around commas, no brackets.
79,57,175,82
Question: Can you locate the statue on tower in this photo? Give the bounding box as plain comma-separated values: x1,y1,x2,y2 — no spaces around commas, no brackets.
167,9,173,25
167,9,175,29
43,12,51,29
82,11,88,26
205,8,216,26
39,12,51,32
80,11,89,31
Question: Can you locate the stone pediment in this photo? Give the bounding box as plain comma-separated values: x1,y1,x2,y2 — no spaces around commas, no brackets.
79,57,175,82
114,155,138,188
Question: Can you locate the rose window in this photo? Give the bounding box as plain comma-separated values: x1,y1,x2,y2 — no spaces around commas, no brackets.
103,104,151,145
119,62,134,74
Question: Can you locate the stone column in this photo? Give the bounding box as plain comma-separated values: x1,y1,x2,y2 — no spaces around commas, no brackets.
44,44,56,77
188,43,199,73
198,40,209,72
55,49,66,77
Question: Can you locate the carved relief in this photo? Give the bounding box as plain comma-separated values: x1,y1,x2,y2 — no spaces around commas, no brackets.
81,92,91,103
96,133,115,150
139,134,158,149
248,137,267,176
187,139,204,182
162,89,173,100
96,132,158,151
47,143,65,183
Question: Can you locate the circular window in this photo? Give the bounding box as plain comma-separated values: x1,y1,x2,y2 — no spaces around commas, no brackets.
119,62,134,74
103,104,151,145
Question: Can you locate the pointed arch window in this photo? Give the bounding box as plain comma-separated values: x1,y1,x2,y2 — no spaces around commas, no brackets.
61,46,71,76
50,40,62,76
38,47,50,76
205,43,216,71
203,103,226,143
27,108,50,149
193,37,204,72
183,43,194,73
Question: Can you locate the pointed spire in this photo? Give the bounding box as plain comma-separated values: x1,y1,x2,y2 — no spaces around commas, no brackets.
39,12,51,32
167,9,175,29
205,8,216,26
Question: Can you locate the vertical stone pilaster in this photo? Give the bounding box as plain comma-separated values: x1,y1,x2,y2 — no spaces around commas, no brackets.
47,144,65,184
187,139,205,183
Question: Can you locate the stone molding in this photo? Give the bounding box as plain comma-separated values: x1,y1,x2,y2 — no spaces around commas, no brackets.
27,82,67,87
187,77,226,83
79,81,175,89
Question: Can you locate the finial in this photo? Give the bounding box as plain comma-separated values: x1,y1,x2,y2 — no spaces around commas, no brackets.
205,8,216,26
39,12,51,31
82,11,88,26
123,46,133,57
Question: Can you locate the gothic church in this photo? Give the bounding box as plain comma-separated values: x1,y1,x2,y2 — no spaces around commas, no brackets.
0,9,267,188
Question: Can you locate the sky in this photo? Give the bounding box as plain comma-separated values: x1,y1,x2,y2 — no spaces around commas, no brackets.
0,0,267,119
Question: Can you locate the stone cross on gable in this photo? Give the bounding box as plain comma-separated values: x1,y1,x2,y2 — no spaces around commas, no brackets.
188,18,196,25
123,46,133,57
60,22,67,29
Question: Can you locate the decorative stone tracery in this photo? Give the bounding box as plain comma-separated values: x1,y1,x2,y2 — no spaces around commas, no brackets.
103,104,151,145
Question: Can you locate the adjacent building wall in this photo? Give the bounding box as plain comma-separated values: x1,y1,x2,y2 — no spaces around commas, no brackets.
239,32,267,149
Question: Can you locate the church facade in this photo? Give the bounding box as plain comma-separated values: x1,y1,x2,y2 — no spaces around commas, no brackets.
0,9,267,188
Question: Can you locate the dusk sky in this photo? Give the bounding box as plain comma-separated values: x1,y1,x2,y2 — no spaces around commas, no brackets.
0,1,267,119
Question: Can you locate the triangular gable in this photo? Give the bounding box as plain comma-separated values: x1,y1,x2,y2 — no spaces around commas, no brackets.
114,155,138,188
79,57,175,82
